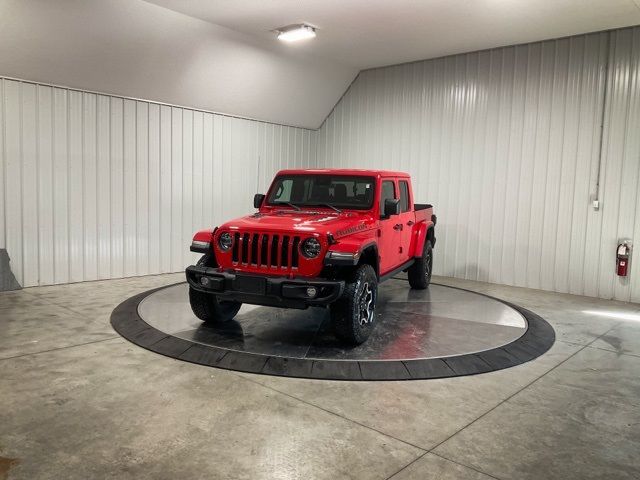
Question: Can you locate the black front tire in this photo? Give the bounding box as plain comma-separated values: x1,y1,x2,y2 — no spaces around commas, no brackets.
408,240,433,289
189,253,241,324
330,264,378,345
189,287,241,324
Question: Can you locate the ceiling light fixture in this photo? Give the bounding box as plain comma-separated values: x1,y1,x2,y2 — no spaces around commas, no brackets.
277,24,316,42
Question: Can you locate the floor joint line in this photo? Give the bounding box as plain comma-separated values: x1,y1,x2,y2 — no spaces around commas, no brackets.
383,451,430,480
429,451,504,480
0,336,121,362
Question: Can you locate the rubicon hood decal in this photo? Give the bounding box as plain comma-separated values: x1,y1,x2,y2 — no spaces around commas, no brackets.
335,223,368,238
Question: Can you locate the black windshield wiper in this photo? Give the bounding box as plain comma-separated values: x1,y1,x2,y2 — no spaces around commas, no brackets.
311,203,342,213
274,201,301,211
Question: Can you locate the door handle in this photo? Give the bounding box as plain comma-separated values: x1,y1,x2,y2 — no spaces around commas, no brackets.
407,220,414,226
393,223,403,231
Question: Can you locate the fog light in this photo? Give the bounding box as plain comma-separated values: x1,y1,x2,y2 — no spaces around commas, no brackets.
200,277,210,286
306,287,317,298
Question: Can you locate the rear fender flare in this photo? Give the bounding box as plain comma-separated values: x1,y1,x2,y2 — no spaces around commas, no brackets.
412,222,434,258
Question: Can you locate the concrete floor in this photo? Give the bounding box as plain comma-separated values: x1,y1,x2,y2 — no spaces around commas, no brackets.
1,274,639,480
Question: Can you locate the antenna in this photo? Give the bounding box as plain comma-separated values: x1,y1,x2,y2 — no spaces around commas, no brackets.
256,155,261,193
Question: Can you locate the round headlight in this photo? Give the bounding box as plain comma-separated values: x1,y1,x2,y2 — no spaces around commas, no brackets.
218,232,233,251
301,238,321,258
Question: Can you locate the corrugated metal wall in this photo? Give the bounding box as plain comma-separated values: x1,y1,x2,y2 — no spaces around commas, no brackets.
2,27,639,301
0,78,317,287
599,28,640,303
317,27,640,303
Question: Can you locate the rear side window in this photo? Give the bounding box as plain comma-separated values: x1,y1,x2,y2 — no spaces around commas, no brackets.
399,180,410,212
380,180,396,216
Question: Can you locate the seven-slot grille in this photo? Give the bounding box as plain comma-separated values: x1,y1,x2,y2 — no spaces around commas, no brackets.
231,232,301,270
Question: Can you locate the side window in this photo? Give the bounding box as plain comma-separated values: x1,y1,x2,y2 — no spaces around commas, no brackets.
399,181,410,213
380,180,396,218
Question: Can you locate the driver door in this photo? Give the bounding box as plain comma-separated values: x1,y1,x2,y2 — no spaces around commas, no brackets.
378,179,403,275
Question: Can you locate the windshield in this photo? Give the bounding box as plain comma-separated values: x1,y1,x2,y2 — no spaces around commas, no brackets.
266,175,376,210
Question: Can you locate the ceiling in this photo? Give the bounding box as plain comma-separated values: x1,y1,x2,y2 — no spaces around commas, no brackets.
0,0,357,129
145,0,640,69
3,0,639,129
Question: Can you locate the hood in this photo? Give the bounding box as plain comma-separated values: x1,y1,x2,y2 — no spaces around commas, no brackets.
219,209,374,237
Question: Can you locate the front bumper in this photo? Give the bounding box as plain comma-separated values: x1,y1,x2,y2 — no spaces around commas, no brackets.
185,266,345,309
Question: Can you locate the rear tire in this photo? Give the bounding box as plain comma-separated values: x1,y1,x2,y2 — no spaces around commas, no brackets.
330,264,378,345
408,240,433,289
189,287,241,324
189,253,241,324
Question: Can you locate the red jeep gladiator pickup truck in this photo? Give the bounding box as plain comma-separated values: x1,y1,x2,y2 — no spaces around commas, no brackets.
186,169,436,344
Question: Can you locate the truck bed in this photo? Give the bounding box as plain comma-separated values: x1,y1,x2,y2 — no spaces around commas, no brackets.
414,203,434,224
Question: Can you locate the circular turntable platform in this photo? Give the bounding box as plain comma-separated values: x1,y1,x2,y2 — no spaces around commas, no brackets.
111,278,555,380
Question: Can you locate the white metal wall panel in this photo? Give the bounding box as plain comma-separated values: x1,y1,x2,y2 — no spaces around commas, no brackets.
52,88,69,284
36,85,54,286
123,99,137,279
136,101,150,277
110,97,125,280
4,80,23,286
600,28,640,303
0,81,4,252
317,28,640,302
147,103,161,276
625,29,640,305
0,78,317,287
83,93,98,282
68,90,84,283
21,83,38,288
159,105,172,275
96,95,111,280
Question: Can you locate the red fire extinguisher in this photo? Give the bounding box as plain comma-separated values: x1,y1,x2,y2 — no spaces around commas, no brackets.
616,241,632,277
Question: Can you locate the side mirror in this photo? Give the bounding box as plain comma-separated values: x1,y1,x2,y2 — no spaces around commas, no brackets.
383,198,401,218
254,193,265,209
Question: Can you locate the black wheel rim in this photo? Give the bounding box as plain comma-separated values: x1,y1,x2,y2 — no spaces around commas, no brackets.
426,249,432,281
358,282,375,325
